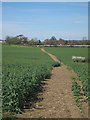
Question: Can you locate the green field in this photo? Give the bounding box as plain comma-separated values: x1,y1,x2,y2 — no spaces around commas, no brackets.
44,47,89,100
2,45,89,113
2,45,60,112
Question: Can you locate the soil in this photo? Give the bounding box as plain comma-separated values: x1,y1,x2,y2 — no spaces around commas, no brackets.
16,48,88,119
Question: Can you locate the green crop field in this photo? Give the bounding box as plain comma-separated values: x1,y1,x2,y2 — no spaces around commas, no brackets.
44,47,89,101
2,45,89,113
2,45,60,112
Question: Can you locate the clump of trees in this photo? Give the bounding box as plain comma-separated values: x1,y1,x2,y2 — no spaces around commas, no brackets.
66,40,90,45
44,37,68,45
5,35,42,46
5,35,90,45
28,38,42,46
44,36,90,45
6,34,28,45
44,36,58,45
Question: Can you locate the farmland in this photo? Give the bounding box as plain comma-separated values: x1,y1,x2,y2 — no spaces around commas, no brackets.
2,45,89,118
2,45,60,113
44,47,89,101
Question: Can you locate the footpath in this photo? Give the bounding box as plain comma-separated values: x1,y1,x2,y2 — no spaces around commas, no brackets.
16,48,88,118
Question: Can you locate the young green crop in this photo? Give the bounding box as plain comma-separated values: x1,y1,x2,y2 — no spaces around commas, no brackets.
44,47,89,100
2,45,60,112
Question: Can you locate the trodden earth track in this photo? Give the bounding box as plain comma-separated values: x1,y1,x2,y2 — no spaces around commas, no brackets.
16,48,88,118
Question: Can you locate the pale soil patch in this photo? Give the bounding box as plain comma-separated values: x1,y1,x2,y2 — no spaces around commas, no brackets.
16,48,88,118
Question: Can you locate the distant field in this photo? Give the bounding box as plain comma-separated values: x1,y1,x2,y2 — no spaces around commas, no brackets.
2,45,60,112
44,47,89,99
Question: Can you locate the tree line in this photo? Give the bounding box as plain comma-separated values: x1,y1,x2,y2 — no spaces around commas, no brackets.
5,35,90,45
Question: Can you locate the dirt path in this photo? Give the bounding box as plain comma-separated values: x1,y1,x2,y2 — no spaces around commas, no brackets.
16,48,88,118
41,48,61,64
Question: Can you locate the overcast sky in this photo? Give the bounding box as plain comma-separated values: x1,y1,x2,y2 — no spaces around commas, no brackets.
2,2,88,41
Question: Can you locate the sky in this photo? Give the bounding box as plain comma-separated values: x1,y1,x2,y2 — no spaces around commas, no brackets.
1,0,89,2
2,2,88,41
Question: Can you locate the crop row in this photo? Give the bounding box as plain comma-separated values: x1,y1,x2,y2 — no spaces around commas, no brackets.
2,64,51,112
2,45,60,112
44,47,89,100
